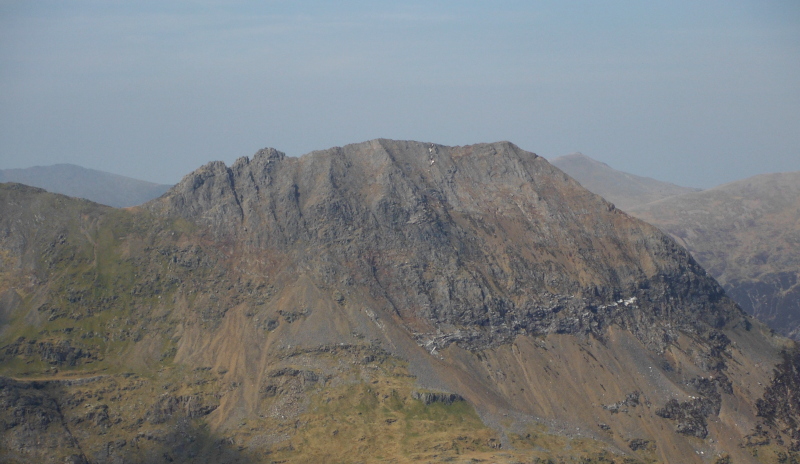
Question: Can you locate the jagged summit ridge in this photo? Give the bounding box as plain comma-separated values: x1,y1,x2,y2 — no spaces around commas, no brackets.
148,139,741,351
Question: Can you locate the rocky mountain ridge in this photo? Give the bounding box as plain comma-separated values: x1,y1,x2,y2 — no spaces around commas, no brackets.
0,140,796,463
148,140,738,352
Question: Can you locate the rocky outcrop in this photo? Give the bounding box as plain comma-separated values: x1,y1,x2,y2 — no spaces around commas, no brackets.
145,394,219,424
148,139,744,352
756,346,800,450
411,391,465,405
628,438,654,451
2,338,96,366
0,377,88,464
655,375,732,439
602,391,640,414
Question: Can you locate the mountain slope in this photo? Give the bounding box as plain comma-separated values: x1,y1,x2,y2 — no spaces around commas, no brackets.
630,172,800,340
550,152,699,210
148,140,735,350
0,163,172,207
0,140,796,463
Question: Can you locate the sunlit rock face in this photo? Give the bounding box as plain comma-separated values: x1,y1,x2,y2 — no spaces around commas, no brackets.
151,139,739,350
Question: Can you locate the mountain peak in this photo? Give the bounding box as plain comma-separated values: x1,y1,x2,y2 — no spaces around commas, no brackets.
555,152,612,168
148,140,739,351
550,152,699,210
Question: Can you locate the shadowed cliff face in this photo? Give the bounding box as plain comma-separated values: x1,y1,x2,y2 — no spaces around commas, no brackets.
0,140,794,463
548,153,800,343
148,139,741,351
630,172,800,340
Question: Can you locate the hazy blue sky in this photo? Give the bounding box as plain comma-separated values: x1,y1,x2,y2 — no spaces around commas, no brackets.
1,1,798,187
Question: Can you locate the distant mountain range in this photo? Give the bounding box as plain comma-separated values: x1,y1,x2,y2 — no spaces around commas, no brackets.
552,152,800,341
550,153,700,210
0,164,172,208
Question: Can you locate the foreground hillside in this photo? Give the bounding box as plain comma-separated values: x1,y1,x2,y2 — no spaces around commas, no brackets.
1,140,797,463
0,163,172,207
631,172,800,341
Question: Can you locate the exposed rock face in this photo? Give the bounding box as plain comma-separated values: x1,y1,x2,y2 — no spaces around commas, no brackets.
655,376,728,439
550,152,699,211
755,346,800,450
3,338,96,366
630,172,800,340
149,140,741,352
411,390,465,405
0,140,794,463
0,377,88,464
548,153,800,342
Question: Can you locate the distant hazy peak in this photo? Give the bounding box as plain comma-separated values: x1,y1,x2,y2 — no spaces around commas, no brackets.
0,163,173,208
553,152,608,166
549,152,699,211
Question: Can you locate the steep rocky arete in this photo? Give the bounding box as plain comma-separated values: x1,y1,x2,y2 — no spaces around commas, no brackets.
0,140,797,463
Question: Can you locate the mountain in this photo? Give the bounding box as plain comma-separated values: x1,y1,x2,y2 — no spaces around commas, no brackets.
550,153,699,211
0,140,797,464
0,163,172,207
630,172,800,341
549,152,800,340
